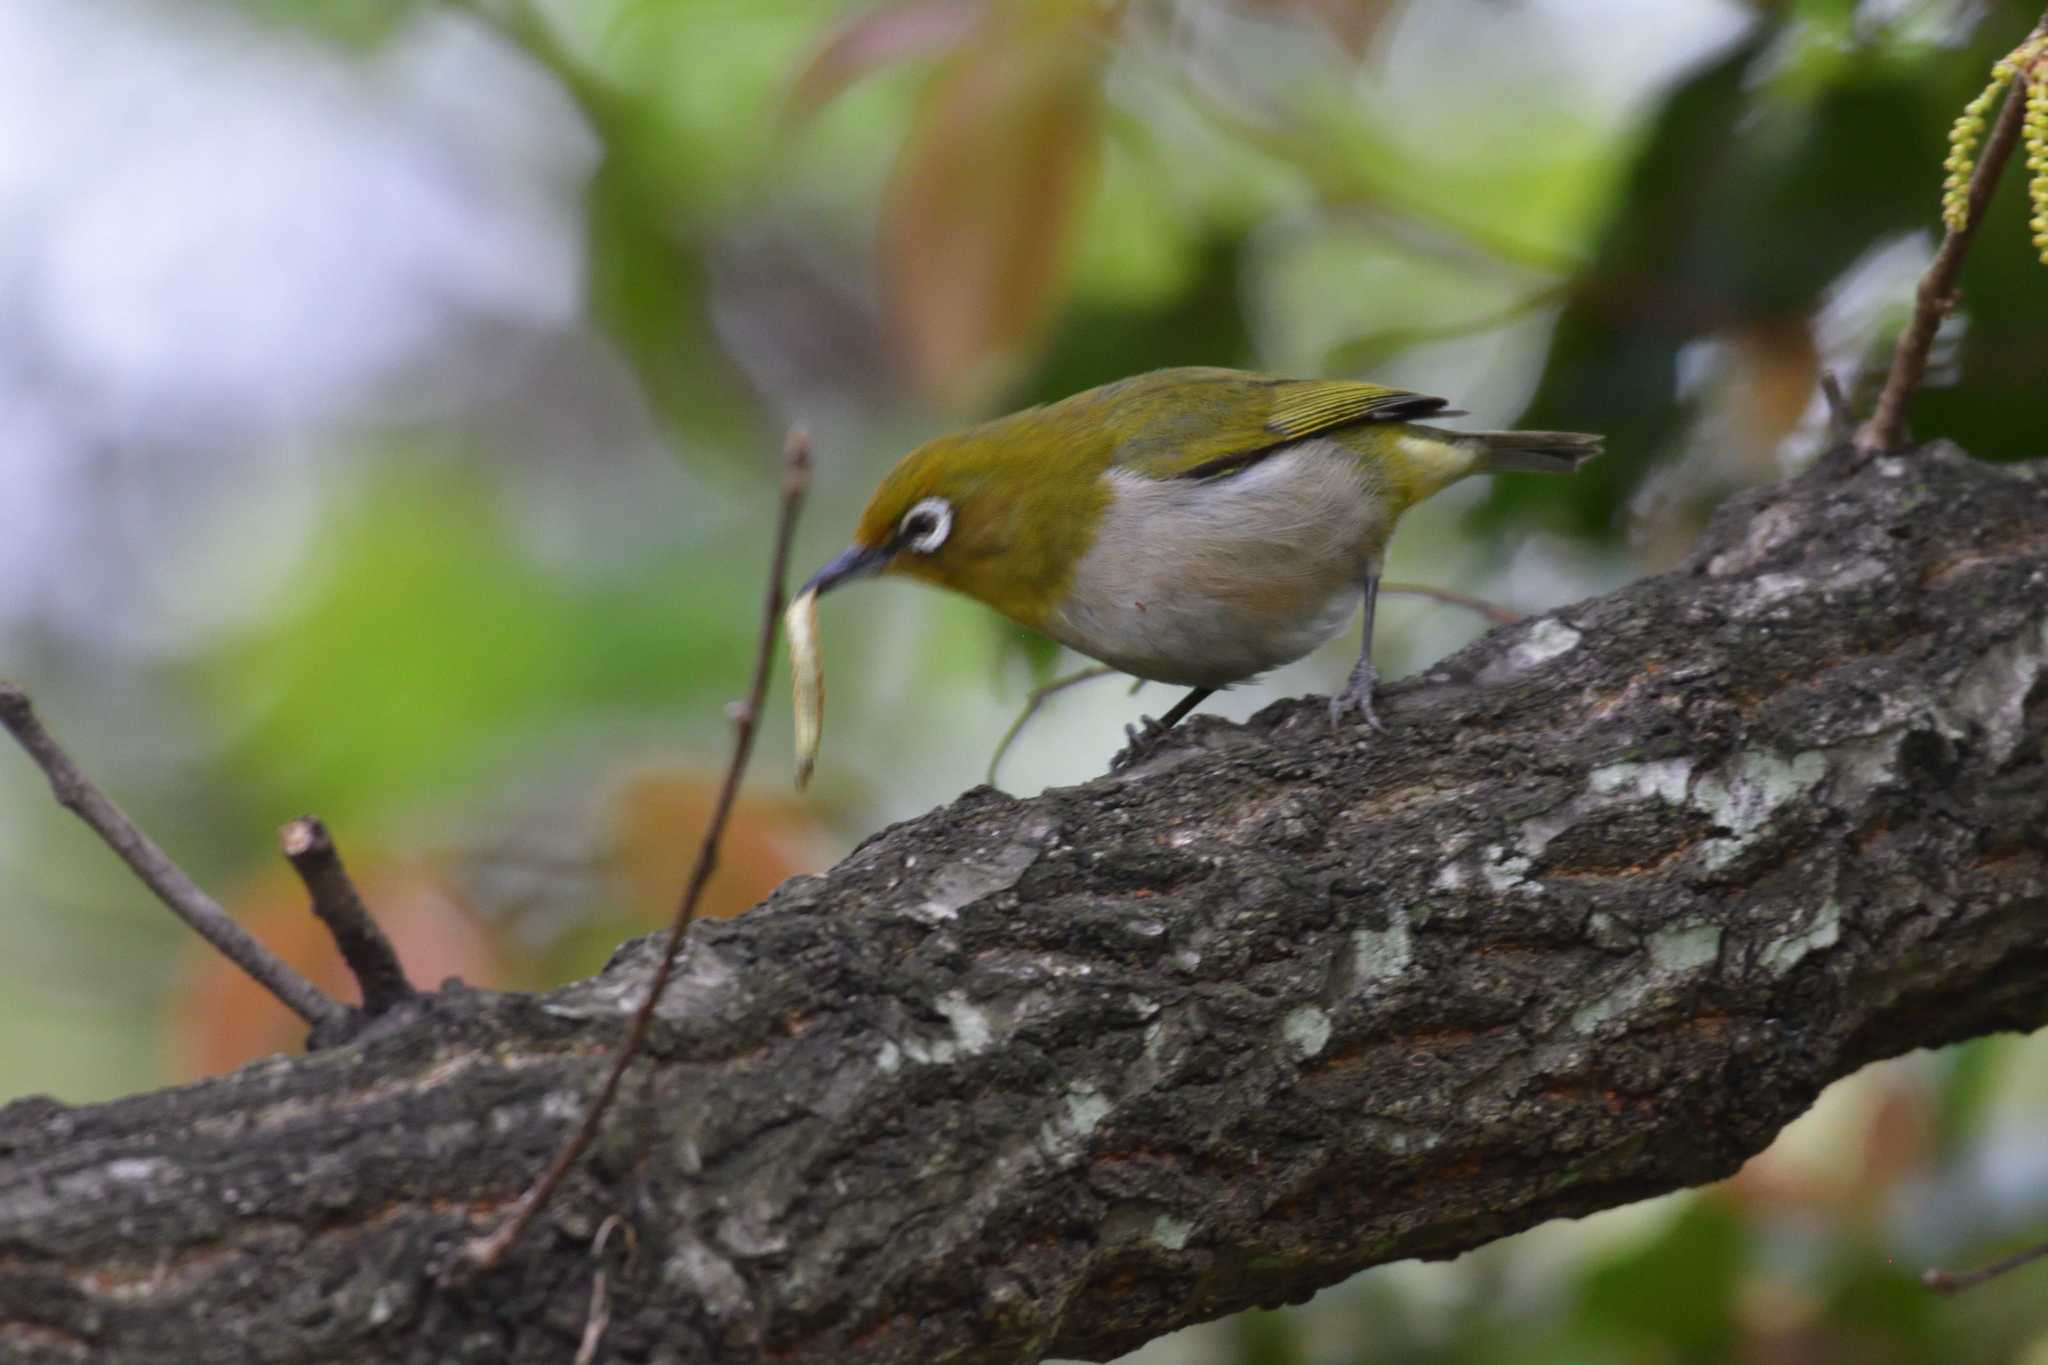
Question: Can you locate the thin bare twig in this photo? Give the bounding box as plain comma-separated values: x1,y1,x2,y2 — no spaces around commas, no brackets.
571,1215,633,1365
0,682,343,1030
1818,369,1855,446
1380,581,1522,627
1855,8,2048,455
279,816,414,1017
1923,1237,2048,1295
986,665,1119,787
1326,285,1571,371
456,427,812,1275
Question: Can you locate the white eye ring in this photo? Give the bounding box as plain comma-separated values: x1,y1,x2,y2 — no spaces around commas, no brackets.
899,496,953,555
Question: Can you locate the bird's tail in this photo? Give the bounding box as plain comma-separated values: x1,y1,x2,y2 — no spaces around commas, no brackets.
1467,429,1604,474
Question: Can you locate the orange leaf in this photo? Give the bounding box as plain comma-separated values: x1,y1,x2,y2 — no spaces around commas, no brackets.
783,0,988,131
609,767,832,929
881,6,1107,406
1734,315,1820,463
170,860,506,1080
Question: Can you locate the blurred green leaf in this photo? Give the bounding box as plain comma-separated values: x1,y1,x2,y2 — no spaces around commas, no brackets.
1932,1035,2007,1156
1230,1306,1307,1365
1576,1199,1747,1362
1820,1246,1944,1362
210,455,758,827
583,127,763,450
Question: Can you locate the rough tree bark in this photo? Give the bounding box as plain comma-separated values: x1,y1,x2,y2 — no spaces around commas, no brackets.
2,442,2046,1364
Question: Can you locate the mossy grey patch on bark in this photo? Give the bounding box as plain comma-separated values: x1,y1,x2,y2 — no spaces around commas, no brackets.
1352,907,1414,982
1758,899,1842,976
1283,1005,1332,1058
1648,921,1723,975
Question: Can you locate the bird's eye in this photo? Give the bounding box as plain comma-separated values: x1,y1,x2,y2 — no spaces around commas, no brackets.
898,496,952,554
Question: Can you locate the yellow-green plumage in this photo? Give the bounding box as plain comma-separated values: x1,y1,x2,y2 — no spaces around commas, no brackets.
835,365,1599,702
857,369,1438,623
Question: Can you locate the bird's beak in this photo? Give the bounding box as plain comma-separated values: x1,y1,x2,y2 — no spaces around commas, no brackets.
800,544,891,598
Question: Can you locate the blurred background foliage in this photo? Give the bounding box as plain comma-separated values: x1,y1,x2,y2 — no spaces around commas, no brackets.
2,0,2047,1358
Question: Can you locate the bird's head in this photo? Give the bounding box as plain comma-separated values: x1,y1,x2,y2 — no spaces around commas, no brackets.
801,422,1108,628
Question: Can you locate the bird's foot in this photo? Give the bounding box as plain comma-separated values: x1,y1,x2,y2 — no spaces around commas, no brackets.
1110,715,1172,772
1328,661,1389,734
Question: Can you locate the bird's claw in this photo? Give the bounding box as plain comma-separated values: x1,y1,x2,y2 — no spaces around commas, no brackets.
1329,664,1389,735
1110,716,1168,772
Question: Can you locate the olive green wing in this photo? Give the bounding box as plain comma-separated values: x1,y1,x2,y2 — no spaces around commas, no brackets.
1101,368,1455,482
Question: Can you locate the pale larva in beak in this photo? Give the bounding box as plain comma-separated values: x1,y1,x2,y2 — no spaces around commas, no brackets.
785,588,824,789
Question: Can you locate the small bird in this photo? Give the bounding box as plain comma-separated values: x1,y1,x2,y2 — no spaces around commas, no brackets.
801,366,1599,765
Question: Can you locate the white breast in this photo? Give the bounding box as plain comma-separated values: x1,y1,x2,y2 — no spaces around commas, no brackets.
1049,442,1390,688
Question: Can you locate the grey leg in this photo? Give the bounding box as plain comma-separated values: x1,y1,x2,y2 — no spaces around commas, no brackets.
1330,573,1388,732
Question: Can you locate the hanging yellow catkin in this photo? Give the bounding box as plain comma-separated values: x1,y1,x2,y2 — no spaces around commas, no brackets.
1943,63,2012,232
1946,35,2048,250
2024,55,2048,264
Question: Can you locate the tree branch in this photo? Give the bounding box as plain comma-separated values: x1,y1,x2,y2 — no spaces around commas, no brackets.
280,816,415,1017
0,686,344,1032
2,444,2046,1363
1923,1237,2048,1295
1380,579,1522,626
